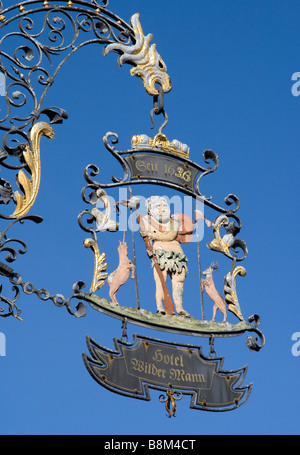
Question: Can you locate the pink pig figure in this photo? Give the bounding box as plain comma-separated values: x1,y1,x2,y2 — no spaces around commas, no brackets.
107,240,135,306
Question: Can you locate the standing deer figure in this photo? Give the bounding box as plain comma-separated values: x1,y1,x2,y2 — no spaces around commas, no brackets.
201,262,227,322
107,238,135,306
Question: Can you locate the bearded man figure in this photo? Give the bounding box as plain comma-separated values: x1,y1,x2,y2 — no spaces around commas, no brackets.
139,196,192,317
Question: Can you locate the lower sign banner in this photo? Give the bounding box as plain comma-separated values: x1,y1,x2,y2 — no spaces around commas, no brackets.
83,334,252,412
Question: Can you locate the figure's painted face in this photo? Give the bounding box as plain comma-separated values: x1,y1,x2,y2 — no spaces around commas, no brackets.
150,197,170,223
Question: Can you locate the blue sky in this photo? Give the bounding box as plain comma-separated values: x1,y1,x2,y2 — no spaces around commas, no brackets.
0,0,300,435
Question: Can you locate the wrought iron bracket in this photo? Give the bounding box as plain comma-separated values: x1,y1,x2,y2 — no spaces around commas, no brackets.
0,0,172,320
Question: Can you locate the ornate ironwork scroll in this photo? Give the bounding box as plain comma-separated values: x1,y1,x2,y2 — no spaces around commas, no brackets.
13,121,54,218
103,13,172,95
77,130,264,352
0,1,171,319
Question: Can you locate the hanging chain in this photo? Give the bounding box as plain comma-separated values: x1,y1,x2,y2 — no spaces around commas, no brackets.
121,317,128,342
209,335,217,358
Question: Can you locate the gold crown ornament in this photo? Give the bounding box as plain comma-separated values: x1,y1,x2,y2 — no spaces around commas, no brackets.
131,133,189,159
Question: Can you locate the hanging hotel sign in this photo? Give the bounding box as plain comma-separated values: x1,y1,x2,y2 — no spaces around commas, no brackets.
83,335,251,414
0,2,264,418
78,126,264,415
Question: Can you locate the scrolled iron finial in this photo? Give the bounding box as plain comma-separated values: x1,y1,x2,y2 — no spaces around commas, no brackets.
103,13,172,96
159,387,183,418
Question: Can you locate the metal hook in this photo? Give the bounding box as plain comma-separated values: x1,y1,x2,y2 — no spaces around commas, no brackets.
150,109,168,134
150,85,169,134
153,85,164,114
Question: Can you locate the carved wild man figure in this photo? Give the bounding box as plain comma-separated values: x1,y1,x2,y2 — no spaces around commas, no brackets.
139,196,191,317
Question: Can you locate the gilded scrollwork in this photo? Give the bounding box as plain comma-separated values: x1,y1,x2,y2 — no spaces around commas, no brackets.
159,388,183,418
83,238,108,293
12,121,54,218
207,214,248,261
103,13,172,96
224,265,246,321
